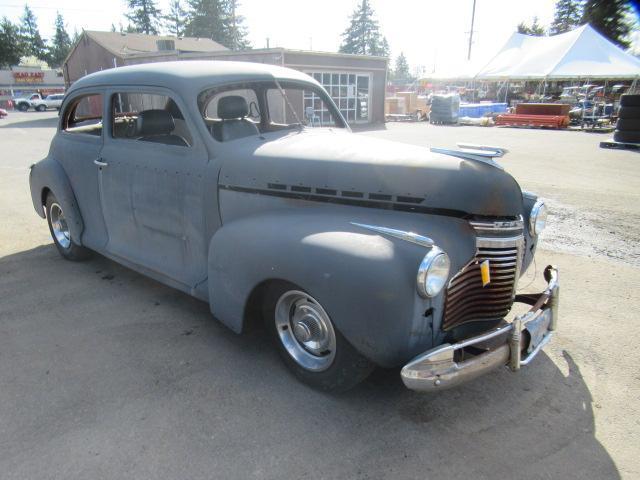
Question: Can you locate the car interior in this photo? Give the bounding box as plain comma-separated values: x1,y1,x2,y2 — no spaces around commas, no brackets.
111,96,192,147
199,80,346,142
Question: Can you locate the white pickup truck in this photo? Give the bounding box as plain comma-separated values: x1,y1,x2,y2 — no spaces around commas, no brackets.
14,93,64,112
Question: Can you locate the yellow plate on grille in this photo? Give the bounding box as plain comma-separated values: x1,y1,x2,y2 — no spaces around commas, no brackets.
480,260,491,286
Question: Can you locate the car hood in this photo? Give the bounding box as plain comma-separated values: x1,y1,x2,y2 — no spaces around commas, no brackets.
218,128,524,218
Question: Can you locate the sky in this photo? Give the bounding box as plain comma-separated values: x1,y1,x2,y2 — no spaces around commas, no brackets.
0,0,632,74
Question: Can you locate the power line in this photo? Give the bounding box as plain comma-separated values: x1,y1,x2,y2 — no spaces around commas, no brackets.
0,3,104,12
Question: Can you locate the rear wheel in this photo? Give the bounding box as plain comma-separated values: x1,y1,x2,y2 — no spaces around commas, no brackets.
264,282,374,392
45,192,92,261
36,104,46,112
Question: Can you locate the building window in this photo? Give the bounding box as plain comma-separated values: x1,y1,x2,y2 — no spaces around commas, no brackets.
306,71,371,124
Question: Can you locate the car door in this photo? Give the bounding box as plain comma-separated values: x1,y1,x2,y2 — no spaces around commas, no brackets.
53,90,108,250
98,86,209,289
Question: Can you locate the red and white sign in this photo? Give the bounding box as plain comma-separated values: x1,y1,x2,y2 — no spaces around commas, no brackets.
12,71,45,84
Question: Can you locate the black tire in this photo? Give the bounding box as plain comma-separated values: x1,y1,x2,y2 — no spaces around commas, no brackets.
263,281,374,392
613,130,640,144
45,192,92,261
36,104,46,112
616,118,640,131
620,94,640,108
17,103,29,112
618,106,640,119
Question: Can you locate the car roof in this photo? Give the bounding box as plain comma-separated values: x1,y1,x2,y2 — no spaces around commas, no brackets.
68,60,321,97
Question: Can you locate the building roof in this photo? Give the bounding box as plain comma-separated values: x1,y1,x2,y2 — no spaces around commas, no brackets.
68,60,321,96
84,30,227,57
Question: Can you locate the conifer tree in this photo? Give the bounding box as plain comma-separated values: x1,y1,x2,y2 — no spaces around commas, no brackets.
0,17,22,67
125,0,162,35
339,0,390,56
48,12,72,68
165,0,187,37
550,0,583,34
582,0,632,49
19,5,47,60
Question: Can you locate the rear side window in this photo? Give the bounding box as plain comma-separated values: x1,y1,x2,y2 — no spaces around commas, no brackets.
111,92,192,147
63,94,103,136
204,89,261,123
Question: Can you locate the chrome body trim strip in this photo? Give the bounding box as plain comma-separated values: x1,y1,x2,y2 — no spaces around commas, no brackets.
430,147,505,170
350,222,435,248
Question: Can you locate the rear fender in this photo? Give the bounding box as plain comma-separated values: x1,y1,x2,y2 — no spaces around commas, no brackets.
29,156,84,243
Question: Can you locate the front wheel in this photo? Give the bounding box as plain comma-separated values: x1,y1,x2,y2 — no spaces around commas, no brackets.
45,192,92,261
36,104,46,112
264,282,374,392
17,103,29,112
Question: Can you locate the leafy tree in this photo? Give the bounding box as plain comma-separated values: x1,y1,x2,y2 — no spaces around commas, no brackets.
517,16,546,36
184,0,229,44
226,0,250,50
0,17,22,67
582,0,632,49
48,13,72,68
339,0,390,56
394,52,411,81
165,0,188,36
125,0,162,35
19,5,47,60
550,0,583,34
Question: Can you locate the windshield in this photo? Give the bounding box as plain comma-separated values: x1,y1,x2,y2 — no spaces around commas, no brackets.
198,80,346,142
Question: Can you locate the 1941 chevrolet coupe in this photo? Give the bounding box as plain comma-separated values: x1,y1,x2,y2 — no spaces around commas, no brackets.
29,61,559,392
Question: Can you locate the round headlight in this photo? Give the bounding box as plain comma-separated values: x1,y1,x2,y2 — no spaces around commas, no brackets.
417,248,451,298
529,200,547,236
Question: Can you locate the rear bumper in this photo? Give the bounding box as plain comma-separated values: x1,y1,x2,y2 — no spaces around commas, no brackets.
401,265,559,392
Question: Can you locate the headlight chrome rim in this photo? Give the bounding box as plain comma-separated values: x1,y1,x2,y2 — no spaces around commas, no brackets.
417,247,451,298
529,200,547,236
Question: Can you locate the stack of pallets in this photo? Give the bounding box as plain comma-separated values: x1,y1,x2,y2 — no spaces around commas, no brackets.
496,103,570,129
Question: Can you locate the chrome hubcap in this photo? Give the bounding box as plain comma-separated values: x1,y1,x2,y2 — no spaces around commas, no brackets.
50,202,71,249
275,290,336,371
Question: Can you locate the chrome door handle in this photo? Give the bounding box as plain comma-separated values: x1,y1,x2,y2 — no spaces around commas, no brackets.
94,159,108,167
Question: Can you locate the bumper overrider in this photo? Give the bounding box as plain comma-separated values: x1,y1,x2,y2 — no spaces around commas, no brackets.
401,265,559,392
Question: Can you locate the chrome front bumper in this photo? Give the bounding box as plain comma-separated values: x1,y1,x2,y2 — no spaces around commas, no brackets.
401,265,559,392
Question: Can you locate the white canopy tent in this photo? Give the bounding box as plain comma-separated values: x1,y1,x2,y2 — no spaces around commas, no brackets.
475,24,640,81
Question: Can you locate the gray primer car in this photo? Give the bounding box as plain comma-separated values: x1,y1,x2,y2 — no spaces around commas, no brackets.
29,61,559,392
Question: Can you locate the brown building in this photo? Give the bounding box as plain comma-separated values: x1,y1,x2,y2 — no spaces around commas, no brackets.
64,31,388,124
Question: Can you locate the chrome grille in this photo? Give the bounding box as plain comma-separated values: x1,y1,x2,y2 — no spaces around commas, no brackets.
442,221,523,331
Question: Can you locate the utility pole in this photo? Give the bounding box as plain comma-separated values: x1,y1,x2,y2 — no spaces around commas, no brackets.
467,0,477,60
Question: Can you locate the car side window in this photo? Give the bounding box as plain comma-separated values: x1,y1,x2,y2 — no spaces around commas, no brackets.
204,89,261,122
63,93,103,136
111,92,192,147
198,87,262,142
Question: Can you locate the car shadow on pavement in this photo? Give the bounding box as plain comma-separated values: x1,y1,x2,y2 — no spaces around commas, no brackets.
0,115,59,129
0,244,620,480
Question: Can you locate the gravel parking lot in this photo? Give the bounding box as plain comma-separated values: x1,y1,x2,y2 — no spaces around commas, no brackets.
1,111,638,479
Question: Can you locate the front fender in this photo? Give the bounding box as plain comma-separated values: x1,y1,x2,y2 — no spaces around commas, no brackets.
29,157,84,243
208,207,475,367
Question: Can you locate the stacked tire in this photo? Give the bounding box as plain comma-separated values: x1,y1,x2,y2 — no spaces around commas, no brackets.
614,94,640,144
